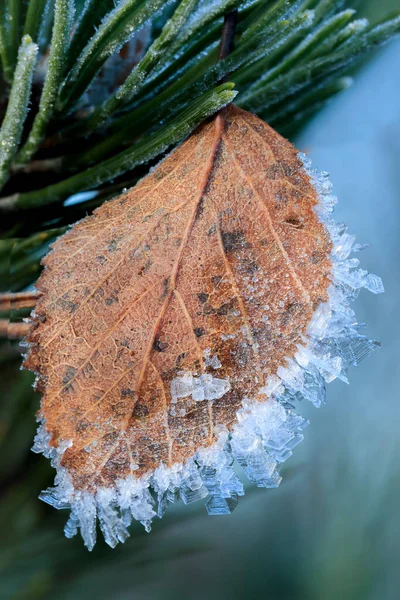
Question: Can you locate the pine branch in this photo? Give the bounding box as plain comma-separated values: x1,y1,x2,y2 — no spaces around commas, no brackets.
0,0,398,249
78,0,199,133
0,319,31,339
269,74,353,135
64,0,116,73
0,3,14,83
0,227,66,292
23,0,49,41
0,35,38,189
0,290,42,311
1,82,237,211
240,11,400,113
237,9,356,92
58,9,314,171
58,0,167,113
7,0,22,74
16,0,74,164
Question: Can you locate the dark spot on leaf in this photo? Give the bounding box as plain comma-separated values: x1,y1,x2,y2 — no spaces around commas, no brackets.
310,251,324,264
176,352,186,366
243,260,258,274
281,302,301,326
161,278,169,299
76,420,90,432
285,216,304,229
203,299,236,316
221,230,248,253
198,292,209,304
195,197,205,220
56,298,78,313
82,362,94,377
121,388,134,397
103,431,119,445
281,161,296,177
211,275,222,286
274,188,290,207
138,259,152,276
194,327,205,337
105,295,117,306
112,402,128,417
107,239,118,252
153,337,168,352
266,163,282,180
132,403,149,418
62,366,77,385
217,300,236,316
154,170,165,181
62,383,75,394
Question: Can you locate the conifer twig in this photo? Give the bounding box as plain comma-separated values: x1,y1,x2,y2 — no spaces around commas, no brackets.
0,4,13,83
0,319,31,340
57,0,166,112
7,0,22,71
16,0,74,165
219,9,238,61
64,0,116,73
59,11,309,170
0,35,38,189
23,0,49,40
0,290,42,311
0,83,238,210
73,0,198,134
0,1,399,221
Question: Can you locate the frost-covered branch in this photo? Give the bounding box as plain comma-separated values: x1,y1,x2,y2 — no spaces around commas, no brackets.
0,35,38,189
79,0,199,133
16,0,74,165
0,82,237,210
58,0,167,112
0,0,398,282
23,0,49,41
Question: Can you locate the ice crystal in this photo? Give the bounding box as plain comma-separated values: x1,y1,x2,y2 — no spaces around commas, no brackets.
34,152,383,550
170,372,231,402
204,348,222,369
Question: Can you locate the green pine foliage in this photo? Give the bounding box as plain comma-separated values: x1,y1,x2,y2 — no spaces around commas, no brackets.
0,1,398,223
0,1,399,596
0,0,398,289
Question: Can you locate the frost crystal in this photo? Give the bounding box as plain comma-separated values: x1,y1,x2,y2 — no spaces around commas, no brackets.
203,348,222,369
33,152,382,550
170,372,230,402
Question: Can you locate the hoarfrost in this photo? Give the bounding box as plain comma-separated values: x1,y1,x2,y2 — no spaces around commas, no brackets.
170,372,230,402
203,347,222,369
32,152,382,549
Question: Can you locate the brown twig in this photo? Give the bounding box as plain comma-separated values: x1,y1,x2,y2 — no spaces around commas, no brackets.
0,319,31,339
219,10,238,64
0,290,42,311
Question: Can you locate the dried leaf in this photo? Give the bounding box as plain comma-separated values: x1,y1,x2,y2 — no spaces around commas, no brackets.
26,105,348,547
27,105,330,482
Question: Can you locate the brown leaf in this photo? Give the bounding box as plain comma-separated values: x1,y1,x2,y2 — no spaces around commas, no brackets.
25,105,332,495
